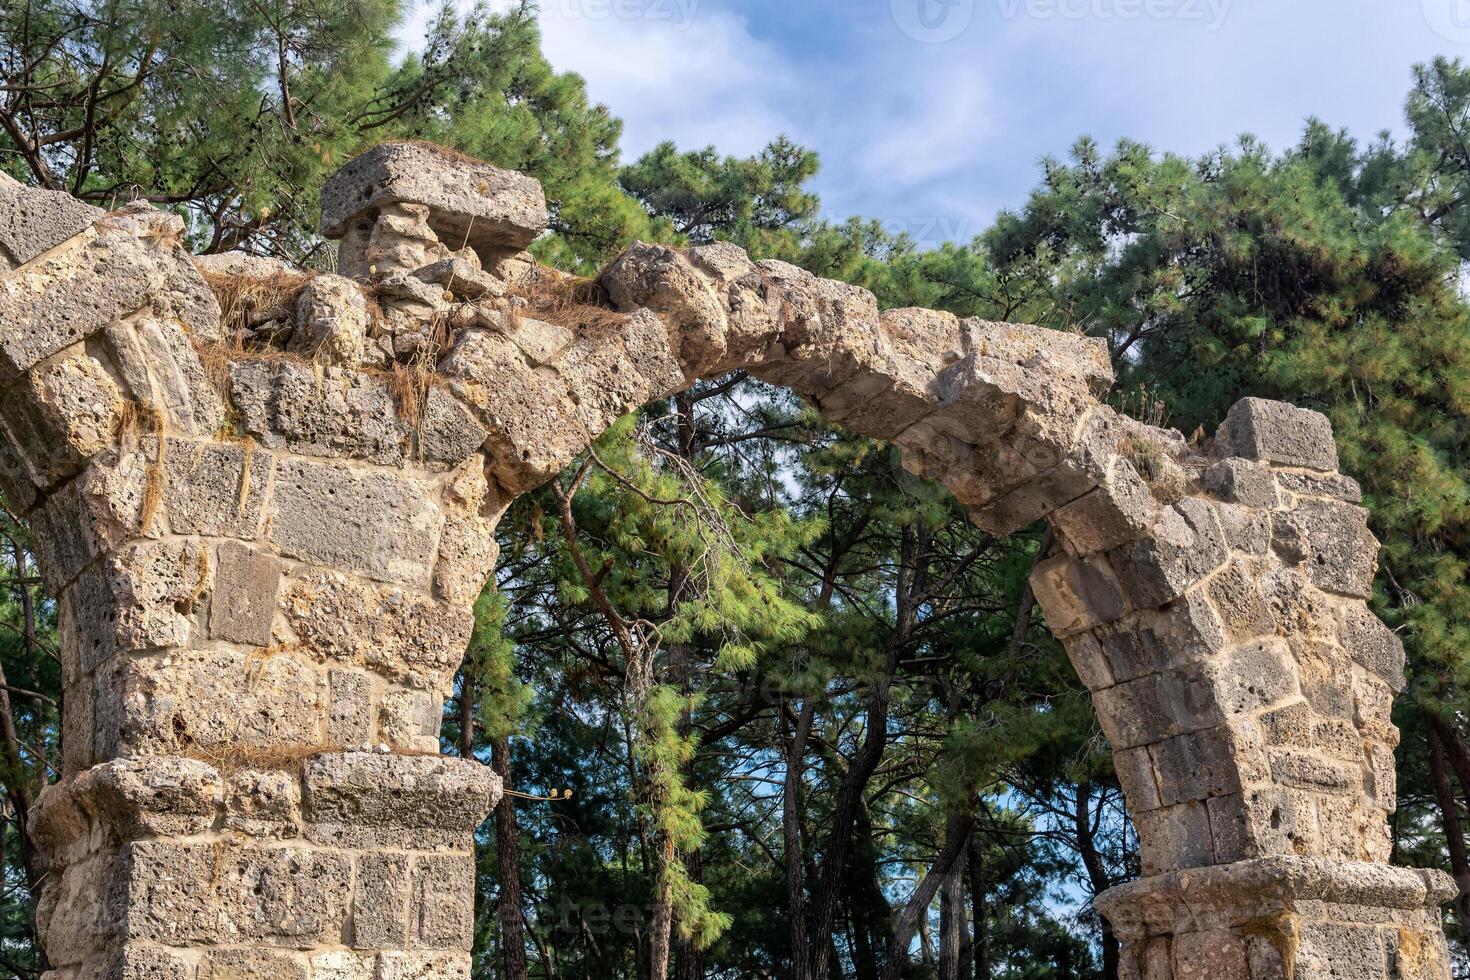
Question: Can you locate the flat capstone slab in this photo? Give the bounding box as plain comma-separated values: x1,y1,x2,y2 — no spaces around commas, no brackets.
318,141,547,257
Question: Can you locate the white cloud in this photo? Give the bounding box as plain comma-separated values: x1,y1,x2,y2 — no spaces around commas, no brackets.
856,60,996,186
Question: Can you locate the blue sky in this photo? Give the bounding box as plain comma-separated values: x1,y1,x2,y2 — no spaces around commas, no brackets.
407,0,1470,245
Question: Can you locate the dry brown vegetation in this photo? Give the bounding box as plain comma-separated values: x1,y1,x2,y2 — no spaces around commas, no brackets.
508,264,629,332
200,267,315,339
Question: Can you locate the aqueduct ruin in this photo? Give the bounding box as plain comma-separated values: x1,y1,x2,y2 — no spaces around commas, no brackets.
0,141,1454,978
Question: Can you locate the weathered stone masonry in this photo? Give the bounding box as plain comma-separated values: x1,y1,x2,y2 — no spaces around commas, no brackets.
0,143,1454,978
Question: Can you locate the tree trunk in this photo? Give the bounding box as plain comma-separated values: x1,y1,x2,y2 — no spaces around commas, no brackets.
1428,723,1470,938
1073,783,1119,980
493,736,531,980
2,545,40,897
967,834,989,980
939,852,966,980
784,699,816,980
881,811,974,980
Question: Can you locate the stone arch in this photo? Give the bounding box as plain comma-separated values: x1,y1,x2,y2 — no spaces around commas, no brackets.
0,145,1452,978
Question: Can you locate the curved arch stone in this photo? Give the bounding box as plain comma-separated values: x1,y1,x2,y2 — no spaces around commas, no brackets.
0,144,1450,978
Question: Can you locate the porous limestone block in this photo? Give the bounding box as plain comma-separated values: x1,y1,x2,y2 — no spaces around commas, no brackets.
311,951,378,980
1029,553,1129,637
1206,560,1276,644
353,853,411,949
327,668,376,747
1201,457,1279,508
0,213,218,382
208,542,282,648
162,438,274,539
225,768,302,839
0,350,123,491
302,753,500,836
230,361,409,465
78,944,196,980
95,649,325,757
280,572,471,686
1335,602,1406,691
292,273,371,368
319,142,547,264
1280,498,1379,599
378,686,439,752
1093,592,1227,684
102,314,226,435
1050,456,1160,555
599,242,730,373
62,539,212,665
408,854,475,949
1108,498,1228,608
417,386,489,467
374,952,472,980
1058,632,1116,692
268,458,442,587
198,948,309,980
116,840,352,949
1113,745,1162,813
0,182,101,266
1133,800,1214,875
1216,397,1339,472
1275,468,1363,503
1149,726,1255,808
72,756,224,838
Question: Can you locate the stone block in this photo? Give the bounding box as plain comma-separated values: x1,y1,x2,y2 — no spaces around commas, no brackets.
1206,560,1275,643
1335,604,1406,691
81,539,212,655
1060,632,1116,691
302,753,499,834
82,944,196,980
117,840,351,948
99,649,325,757
353,853,410,949
225,768,302,838
73,756,223,838
416,386,488,466
1216,398,1338,472
0,183,101,265
327,669,376,747
163,438,273,539
1201,458,1279,508
230,361,408,465
1215,503,1270,555
103,314,226,435
1268,749,1356,794
408,854,474,949
1093,674,1177,750
1134,800,1214,875
1276,469,1362,503
1049,456,1160,555
209,542,282,647
291,273,370,368
374,953,471,980
1113,745,1161,812
1171,930,1249,980
1287,498,1378,599
281,573,471,686
1030,553,1128,637
269,458,442,587
0,220,217,384
311,952,377,980
199,949,309,980
1108,499,1228,609
319,142,547,262
379,686,439,752
1150,727,1246,806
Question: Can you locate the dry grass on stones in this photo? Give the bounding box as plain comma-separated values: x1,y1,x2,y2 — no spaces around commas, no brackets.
508,264,628,333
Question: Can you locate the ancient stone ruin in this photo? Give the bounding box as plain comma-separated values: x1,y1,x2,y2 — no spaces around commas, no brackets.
0,141,1454,978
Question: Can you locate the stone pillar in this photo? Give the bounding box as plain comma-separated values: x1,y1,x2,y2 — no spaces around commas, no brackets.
0,183,511,976
1030,398,1457,978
